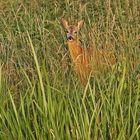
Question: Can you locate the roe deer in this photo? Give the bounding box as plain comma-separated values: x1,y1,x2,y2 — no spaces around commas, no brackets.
61,19,116,85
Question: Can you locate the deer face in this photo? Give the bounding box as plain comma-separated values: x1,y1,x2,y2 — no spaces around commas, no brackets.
61,18,83,41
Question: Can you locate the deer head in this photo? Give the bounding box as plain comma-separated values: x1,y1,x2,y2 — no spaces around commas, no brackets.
61,18,84,42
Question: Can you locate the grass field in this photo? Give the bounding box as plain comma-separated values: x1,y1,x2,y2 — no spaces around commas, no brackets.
0,0,140,139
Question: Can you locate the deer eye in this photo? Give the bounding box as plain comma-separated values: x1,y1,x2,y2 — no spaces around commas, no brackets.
74,31,78,34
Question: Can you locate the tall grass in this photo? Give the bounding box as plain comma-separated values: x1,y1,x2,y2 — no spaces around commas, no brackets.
0,0,140,139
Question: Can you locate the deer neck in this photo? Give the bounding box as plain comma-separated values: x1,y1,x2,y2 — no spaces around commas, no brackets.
67,39,82,63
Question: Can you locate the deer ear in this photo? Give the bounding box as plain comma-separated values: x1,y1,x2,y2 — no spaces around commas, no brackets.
61,18,69,29
77,20,84,30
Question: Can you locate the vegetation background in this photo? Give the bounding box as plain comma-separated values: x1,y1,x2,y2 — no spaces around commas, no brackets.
0,0,140,139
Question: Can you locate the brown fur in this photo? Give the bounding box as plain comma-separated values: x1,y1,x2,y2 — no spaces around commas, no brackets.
61,19,116,85
67,40,92,84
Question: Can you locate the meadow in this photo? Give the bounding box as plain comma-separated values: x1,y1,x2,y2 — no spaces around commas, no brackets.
0,0,140,139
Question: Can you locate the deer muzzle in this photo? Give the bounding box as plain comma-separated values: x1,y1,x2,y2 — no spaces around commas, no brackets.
67,33,74,41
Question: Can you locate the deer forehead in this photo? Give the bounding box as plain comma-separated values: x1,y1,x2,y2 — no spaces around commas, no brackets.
67,25,78,32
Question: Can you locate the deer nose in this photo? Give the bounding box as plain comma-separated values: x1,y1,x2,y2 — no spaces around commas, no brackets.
67,33,73,40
